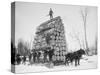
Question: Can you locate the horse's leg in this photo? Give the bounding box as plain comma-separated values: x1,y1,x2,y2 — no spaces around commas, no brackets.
70,59,73,65
78,58,80,65
75,59,77,66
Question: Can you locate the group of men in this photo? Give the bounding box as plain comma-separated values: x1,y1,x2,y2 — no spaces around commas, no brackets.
13,48,55,65
29,48,55,64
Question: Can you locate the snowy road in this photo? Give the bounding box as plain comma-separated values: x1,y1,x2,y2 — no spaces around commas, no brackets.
14,55,97,73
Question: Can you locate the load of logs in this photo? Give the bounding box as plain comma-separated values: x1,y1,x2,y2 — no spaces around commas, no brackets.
33,16,67,62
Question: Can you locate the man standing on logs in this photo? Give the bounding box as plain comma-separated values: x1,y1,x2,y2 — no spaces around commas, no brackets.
49,8,53,19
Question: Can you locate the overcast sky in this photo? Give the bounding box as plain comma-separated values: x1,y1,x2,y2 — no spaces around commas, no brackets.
15,2,97,51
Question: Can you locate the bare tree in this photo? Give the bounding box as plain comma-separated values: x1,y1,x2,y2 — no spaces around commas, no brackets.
80,7,89,54
82,40,85,50
94,35,98,55
17,39,30,56
17,40,24,55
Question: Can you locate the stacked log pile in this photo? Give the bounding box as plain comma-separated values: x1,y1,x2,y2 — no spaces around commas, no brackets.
33,16,67,62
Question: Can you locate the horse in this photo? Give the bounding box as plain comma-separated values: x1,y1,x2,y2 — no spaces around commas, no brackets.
65,49,85,66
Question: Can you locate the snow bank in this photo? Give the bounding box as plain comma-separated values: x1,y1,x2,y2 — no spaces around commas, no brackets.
15,55,97,73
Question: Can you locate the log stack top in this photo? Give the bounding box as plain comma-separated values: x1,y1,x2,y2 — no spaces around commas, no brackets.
36,16,62,35
40,16,61,27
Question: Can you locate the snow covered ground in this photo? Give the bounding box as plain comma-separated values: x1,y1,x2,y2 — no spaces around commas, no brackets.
14,55,97,73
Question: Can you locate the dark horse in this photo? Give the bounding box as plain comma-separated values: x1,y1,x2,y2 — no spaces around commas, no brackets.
65,49,85,66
